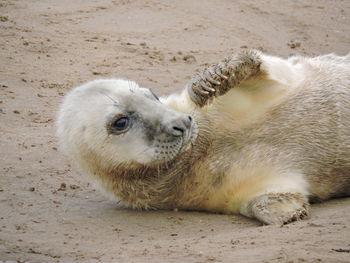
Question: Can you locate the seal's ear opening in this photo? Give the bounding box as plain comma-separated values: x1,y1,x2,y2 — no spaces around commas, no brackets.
150,90,160,101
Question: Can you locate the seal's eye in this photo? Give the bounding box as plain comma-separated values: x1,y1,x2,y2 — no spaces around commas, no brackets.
112,117,129,131
108,116,130,134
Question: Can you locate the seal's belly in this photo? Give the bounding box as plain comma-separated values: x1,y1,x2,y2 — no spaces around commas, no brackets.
179,158,309,214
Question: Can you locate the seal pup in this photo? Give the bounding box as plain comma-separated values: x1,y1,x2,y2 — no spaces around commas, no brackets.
57,50,350,224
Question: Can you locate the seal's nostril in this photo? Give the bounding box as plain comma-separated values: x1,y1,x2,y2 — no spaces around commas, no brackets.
172,126,184,135
165,115,191,137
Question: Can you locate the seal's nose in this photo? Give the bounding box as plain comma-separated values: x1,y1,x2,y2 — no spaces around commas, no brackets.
165,115,192,137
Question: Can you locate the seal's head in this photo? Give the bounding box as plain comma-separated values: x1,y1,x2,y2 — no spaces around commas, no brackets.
57,79,197,173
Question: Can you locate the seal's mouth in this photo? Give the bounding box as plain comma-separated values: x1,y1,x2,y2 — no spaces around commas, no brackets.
151,118,198,164
182,119,198,151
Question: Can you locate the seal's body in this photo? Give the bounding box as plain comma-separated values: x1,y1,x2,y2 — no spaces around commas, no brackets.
57,51,350,224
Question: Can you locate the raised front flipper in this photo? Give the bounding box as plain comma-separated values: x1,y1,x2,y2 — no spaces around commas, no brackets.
188,50,262,107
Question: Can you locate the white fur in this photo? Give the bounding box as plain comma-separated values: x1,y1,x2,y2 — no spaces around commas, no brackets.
57,79,158,165
57,51,350,224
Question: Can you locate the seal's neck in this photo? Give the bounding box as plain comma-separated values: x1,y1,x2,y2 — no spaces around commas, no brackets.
97,154,191,209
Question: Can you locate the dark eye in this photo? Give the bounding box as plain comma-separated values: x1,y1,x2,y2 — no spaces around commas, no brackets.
110,116,130,133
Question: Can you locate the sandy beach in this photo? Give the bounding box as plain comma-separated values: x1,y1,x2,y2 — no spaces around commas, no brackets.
1,0,349,262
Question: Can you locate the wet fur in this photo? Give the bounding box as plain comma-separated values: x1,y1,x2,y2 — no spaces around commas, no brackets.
57,50,350,224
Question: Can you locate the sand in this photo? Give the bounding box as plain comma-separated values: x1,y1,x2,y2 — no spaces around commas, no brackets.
0,0,349,262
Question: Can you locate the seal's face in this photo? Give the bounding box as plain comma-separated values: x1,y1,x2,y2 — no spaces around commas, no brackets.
58,79,197,168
